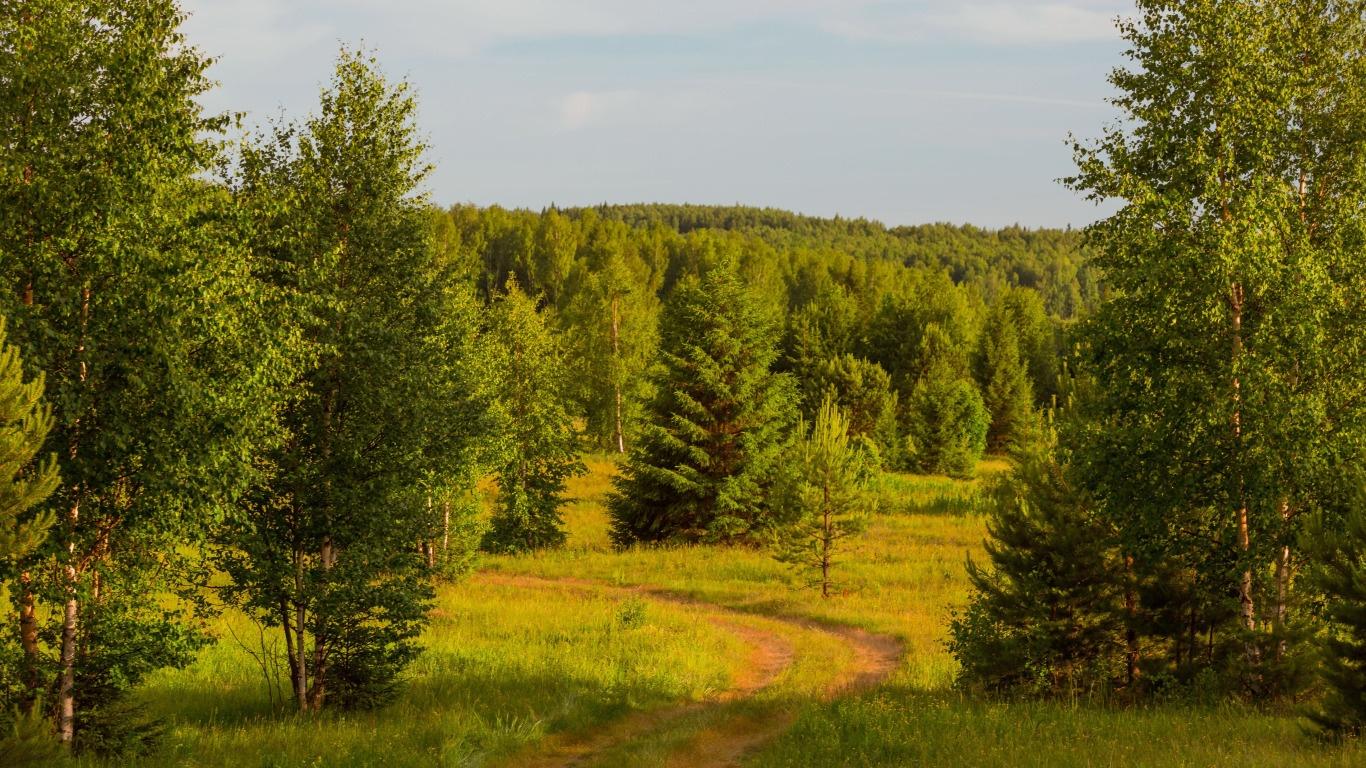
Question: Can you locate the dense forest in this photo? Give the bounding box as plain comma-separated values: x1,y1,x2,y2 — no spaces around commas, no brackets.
2,0,1366,763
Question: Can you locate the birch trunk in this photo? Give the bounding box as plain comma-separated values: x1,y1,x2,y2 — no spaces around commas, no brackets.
610,294,625,453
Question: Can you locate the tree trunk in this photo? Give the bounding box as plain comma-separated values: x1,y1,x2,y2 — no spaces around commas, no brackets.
309,535,335,710
1274,499,1291,661
820,480,831,599
1230,282,1257,656
55,284,93,743
611,294,625,453
58,562,78,743
1124,554,1139,688
19,572,39,702
290,547,308,712
441,500,450,556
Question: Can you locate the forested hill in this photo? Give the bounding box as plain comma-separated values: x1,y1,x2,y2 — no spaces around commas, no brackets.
557,204,1098,318
442,200,1092,460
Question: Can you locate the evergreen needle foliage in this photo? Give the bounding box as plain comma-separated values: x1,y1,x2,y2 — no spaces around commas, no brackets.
609,261,796,546
0,317,57,565
949,434,1122,696
1307,496,1366,737
773,396,874,598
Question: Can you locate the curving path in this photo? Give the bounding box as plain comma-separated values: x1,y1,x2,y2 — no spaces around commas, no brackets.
479,573,903,768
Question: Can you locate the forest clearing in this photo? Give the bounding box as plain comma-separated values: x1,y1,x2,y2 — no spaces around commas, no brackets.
58,458,1360,767
5,2,1366,766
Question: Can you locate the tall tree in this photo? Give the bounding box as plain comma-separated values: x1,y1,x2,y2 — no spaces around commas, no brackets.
609,262,795,546
0,0,292,746
560,225,660,453
1068,0,1366,684
976,302,1035,453
483,281,584,553
217,50,470,712
773,396,874,598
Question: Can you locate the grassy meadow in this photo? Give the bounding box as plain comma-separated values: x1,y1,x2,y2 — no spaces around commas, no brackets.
92,455,1363,767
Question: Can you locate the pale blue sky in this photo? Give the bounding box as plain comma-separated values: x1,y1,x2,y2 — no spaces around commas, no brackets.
181,1,1133,228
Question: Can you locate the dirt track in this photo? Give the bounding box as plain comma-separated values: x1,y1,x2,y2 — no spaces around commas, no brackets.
480,572,903,768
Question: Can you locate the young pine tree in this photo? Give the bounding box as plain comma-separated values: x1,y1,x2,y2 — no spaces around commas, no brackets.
773,396,874,598
609,263,795,546
0,318,57,568
483,281,585,553
0,317,59,760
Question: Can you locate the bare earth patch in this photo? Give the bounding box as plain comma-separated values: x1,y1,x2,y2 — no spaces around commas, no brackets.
480,573,903,768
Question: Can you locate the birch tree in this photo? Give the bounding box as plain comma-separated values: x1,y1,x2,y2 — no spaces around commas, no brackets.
217,50,473,712
1069,0,1366,685
0,0,292,747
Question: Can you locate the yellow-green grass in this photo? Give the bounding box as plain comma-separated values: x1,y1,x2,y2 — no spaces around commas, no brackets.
95,574,743,767
490,455,1364,767
486,455,995,690
85,452,1364,766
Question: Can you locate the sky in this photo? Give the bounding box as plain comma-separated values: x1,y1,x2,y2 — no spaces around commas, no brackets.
180,1,1135,229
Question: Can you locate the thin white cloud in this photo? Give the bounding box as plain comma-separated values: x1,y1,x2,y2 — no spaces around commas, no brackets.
558,90,639,131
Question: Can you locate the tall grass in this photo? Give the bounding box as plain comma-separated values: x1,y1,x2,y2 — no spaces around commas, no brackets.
83,454,1363,766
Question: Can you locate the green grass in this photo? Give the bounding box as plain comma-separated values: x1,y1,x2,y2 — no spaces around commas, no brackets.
89,453,1363,766
110,572,743,767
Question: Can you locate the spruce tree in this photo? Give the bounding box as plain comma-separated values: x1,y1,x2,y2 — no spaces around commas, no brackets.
903,327,989,478
217,50,470,712
483,281,584,553
809,354,898,462
976,302,1035,453
948,434,1122,695
773,396,873,598
1306,496,1366,737
609,263,795,546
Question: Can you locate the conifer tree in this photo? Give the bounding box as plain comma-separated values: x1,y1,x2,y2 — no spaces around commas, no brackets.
903,327,989,478
217,50,471,712
609,263,795,545
0,318,57,566
0,318,58,759
808,354,898,461
483,281,584,553
976,303,1035,453
773,396,873,598
949,434,1122,695
1306,496,1366,737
